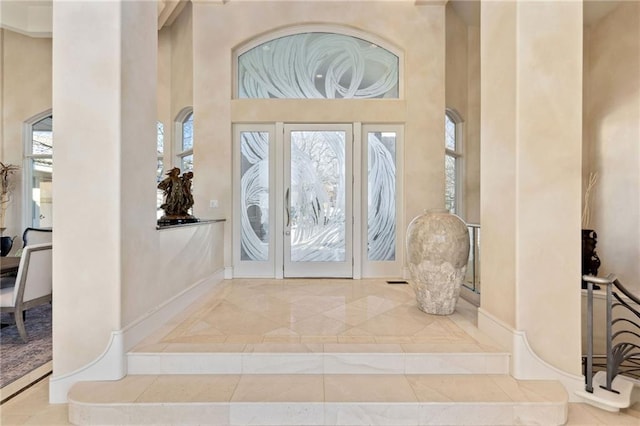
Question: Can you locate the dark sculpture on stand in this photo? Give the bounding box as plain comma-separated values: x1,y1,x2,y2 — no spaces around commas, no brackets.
157,167,198,226
582,229,601,290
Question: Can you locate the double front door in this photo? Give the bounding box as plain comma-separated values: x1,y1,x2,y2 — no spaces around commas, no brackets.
233,123,402,279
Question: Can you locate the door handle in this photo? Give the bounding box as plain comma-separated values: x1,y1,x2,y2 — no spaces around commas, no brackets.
285,187,290,228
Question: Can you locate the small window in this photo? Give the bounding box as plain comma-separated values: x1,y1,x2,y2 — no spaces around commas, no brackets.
25,114,53,228
445,110,463,215
176,110,193,172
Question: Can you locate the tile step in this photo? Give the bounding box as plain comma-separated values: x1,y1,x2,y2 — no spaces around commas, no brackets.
127,350,510,375
68,374,568,425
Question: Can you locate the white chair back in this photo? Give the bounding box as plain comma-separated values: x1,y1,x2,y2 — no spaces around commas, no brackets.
13,243,53,305
22,227,53,247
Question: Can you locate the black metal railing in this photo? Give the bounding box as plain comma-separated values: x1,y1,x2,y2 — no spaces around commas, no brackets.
583,274,640,394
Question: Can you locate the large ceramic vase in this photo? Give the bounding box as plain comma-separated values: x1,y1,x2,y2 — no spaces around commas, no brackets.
406,209,470,315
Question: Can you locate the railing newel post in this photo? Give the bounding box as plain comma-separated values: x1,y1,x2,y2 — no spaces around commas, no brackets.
586,279,594,393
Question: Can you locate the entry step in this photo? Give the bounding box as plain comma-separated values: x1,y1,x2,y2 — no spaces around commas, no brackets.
68,373,568,425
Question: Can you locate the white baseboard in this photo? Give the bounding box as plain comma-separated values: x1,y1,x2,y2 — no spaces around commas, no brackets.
224,266,233,279
478,308,584,402
49,269,225,403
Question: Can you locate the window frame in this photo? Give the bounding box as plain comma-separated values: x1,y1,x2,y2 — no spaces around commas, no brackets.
445,108,464,217
174,108,193,172
23,110,54,229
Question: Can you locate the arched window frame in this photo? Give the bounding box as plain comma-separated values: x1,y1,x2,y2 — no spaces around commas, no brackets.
23,110,53,229
174,108,193,172
445,108,464,216
232,24,405,100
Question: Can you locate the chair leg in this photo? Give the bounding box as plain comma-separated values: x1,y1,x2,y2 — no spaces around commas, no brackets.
15,309,28,342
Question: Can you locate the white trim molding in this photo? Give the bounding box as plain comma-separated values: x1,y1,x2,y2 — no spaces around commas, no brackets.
478,307,584,402
49,269,226,403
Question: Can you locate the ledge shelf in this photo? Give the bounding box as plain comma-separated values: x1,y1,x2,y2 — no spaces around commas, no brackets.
156,218,226,231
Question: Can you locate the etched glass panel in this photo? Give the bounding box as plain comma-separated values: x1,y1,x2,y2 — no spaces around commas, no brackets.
240,131,270,261
238,33,398,99
290,131,346,261
367,132,396,261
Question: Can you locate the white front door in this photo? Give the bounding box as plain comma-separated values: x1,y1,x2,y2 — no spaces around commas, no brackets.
283,124,353,277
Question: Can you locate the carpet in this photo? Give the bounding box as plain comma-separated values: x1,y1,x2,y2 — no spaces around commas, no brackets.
0,304,52,389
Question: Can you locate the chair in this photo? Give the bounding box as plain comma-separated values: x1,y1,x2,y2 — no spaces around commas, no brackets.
22,227,53,248
0,243,52,342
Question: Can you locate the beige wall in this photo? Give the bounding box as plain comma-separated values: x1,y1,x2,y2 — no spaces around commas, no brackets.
480,1,518,329
465,25,481,225
584,2,640,293
445,3,481,224
192,1,447,269
0,29,52,238
158,27,172,156
157,2,193,173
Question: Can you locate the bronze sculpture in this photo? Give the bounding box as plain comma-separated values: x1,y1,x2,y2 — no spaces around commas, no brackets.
157,167,198,225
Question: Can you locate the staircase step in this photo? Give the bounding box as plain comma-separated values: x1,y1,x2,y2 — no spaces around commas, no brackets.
127,344,510,375
68,373,568,425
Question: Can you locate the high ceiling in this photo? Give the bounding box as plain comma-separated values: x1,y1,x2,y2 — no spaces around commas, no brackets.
0,0,186,38
0,0,624,38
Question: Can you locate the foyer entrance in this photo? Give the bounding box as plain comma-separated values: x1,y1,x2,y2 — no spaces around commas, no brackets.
233,123,403,279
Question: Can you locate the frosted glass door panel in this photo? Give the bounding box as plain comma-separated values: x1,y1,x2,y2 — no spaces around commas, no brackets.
240,131,270,261
367,131,396,261
284,125,353,277
290,131,345,261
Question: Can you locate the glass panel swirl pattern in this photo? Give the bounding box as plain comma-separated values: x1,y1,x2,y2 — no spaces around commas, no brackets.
238,33,398,99
367,132,396,261
290,131,346,262
240,131,270,261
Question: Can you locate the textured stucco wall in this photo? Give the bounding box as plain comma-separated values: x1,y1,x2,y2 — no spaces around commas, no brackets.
584,2,640,293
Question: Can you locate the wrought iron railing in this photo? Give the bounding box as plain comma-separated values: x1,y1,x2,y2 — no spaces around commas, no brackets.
463,224,480,294
582,274,640,394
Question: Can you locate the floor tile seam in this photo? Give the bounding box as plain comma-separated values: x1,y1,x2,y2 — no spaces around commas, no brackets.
67,397,569,406
127,348,510,356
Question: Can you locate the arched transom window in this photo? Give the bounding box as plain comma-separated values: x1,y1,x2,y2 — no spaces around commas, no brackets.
236,32,400,99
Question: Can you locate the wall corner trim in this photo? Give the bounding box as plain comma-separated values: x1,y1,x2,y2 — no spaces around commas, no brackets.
478,307,584,402
48,268,225,403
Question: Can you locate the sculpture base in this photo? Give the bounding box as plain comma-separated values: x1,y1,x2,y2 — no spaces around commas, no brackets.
157,215,199,226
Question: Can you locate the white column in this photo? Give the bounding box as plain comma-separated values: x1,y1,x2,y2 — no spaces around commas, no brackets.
480,0,583,377
51,0,156,401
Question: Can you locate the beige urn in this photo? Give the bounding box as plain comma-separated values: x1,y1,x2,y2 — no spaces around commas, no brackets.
405,209,470,315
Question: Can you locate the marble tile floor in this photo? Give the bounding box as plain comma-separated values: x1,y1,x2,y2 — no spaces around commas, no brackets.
132,278,502,353
3,279,640,425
